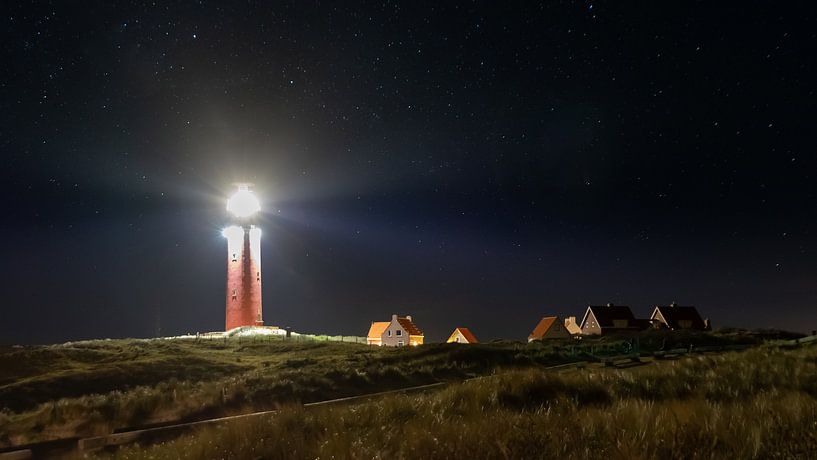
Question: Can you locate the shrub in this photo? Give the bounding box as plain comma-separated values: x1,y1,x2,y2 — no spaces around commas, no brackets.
106,345,817,459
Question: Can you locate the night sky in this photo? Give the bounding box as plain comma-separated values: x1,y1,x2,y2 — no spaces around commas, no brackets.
3,2,816,344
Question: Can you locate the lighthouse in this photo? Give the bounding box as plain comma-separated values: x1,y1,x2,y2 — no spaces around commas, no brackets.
222,184,263,330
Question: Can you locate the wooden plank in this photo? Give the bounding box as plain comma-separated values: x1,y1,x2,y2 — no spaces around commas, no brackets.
16,357,649,456
77,361,587,452
304,382,447,407
0,437,79,458
78,409,279,452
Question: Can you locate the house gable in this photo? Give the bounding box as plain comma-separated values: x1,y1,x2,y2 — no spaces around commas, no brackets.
652,305,707,330
448,327,478,343
378,315,424,347
581,305,640,335
580,308,602,335
650,307,667,327
383,317,408,342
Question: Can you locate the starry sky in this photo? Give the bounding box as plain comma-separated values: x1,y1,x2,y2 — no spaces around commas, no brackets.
2,2,816,344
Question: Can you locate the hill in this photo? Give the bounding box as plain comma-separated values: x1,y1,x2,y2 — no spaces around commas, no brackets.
0,330,796,449
106,344,817,459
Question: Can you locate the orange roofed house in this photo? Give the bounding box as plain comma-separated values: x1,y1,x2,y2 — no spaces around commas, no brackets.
367,314,424,346
528,316,572,341
447,327,478,344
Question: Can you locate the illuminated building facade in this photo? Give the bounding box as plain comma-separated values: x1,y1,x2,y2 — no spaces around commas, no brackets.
223,185,263,330
366,314,424,346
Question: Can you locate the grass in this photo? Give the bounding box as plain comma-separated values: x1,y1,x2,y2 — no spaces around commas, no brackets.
0,336,584,447
102,344,817,459
0,330,791,449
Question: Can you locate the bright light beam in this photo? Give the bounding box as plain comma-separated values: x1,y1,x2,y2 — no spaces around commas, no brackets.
226,185,261,217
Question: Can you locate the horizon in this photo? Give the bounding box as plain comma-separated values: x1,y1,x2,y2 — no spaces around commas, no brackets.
2,2,816,345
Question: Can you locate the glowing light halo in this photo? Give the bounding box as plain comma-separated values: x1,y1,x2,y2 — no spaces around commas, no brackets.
222,225,244,240
226,185,261,218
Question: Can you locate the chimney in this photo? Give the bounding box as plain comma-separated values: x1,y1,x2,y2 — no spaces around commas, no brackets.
406,315,412,322
391,314,398,322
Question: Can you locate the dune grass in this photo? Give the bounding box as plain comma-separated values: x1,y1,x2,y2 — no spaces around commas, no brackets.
103,344,817,459
0,331,786,449
0,337,586,446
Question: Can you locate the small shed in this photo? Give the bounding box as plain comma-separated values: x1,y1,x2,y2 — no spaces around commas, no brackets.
447,327,478,344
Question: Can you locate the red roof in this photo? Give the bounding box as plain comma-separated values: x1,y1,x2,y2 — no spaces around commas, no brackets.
529,316,558,339
454,327,478,343
397,317,423,336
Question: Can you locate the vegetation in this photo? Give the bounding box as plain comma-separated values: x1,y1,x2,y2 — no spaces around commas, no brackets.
104,344,817,459
0,336,580,447
0,330,796,450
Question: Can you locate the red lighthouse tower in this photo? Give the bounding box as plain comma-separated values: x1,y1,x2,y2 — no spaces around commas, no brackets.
223,185,263,331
